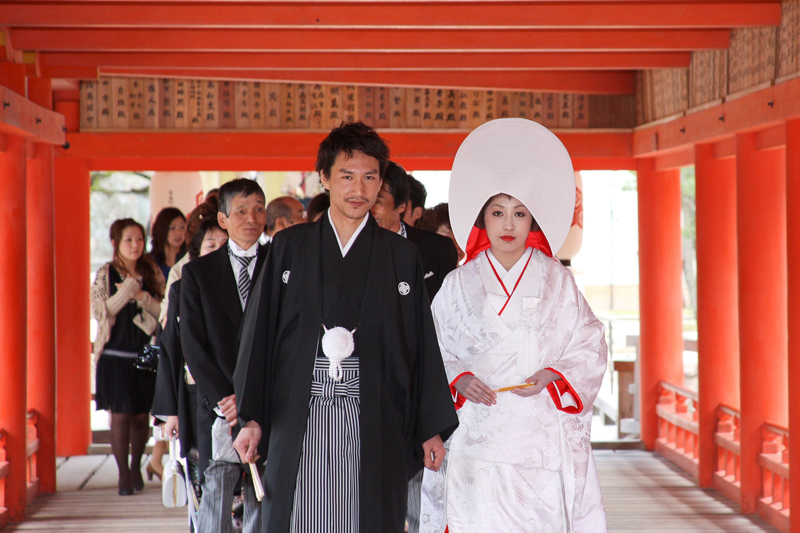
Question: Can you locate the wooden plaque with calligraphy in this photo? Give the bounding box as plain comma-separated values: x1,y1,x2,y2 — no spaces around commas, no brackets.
406,88,423,129
511,92,529,120
574,94,589,128
421,88,435,129
295,84,310,129
189,80,204,129
128,79,145,129
389,87,406,129
111,78,129,129
497,91,512,119
531,93,544,124
309,84,326,129
142,79,158,129
280,83,295,129
234,81,250,129
357,86,375,127
374,87,390,129
203,80,219,129
542,93,558,128
80,81,97,130
558,94,574,128
218,81,235,129
97,78,113,129
326,85,344,129
468,90,483,128
173,80,188,129
483,90,497,123
250,82,266,129
343,85,358,123
445,90,458,128
265,83,281,129
432,89,446,129
456,91,470,129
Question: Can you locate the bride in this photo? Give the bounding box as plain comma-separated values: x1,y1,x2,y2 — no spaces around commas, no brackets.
421,118,608,532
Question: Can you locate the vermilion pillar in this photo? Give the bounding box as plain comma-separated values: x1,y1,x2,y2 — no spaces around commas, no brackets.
26,78,57,494
736,133,788,514
0,133,28,520
694,144,740,488
53,155,92,456
637,158,685,450
786,119,800,531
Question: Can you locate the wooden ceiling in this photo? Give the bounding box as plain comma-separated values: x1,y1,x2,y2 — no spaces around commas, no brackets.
0,1,783,95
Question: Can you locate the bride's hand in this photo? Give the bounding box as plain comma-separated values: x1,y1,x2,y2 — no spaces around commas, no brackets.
454,375,497,406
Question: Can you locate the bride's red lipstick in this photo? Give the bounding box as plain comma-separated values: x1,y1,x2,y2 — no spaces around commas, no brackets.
500,235,515,242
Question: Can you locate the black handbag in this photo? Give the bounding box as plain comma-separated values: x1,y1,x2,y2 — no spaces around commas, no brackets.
135,344,160,373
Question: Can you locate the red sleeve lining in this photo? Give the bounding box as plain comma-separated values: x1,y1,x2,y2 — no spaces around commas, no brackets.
545,367,582,414
450,372,474,411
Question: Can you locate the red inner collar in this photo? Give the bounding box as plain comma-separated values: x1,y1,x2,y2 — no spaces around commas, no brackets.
464,227,553,263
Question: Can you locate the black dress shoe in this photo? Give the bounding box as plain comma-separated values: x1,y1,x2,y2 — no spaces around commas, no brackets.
118,487,134,496
131,470,145,491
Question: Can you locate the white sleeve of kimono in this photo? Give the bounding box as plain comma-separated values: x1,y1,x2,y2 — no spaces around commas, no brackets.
546,280,608,416
431,287,470,384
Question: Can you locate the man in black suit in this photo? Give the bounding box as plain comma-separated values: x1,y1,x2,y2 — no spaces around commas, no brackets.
181,178,268,533
371,162,458,532
371,161,458,301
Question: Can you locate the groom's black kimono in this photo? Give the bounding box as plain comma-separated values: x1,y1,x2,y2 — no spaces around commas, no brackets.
235,213,458,532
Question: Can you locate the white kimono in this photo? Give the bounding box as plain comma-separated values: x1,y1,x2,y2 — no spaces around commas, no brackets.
421,248,608,533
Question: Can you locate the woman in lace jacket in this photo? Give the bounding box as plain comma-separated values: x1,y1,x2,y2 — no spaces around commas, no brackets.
91,218,164,496
420,119,608,532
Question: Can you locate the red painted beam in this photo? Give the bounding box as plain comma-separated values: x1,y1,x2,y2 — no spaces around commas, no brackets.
0,2,781,29
0,85,66,144
98,68,636,94
633,76,800,156
59,130,632,162
39,51,692,71
66,155,634,172
11,27,731,52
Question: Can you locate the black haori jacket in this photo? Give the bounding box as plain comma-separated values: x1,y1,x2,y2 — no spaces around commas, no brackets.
235,213,458,532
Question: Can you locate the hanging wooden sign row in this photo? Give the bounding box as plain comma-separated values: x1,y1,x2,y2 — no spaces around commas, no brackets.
80,77,594,132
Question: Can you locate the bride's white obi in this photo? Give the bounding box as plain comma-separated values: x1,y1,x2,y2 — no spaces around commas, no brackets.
420,248,608,533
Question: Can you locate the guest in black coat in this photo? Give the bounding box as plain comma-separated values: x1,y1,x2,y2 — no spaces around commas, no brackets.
152,209,229,477
371,161,458,300
180,178,268,533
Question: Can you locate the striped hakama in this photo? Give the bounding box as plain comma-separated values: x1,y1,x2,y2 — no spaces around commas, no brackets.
289,356,361,533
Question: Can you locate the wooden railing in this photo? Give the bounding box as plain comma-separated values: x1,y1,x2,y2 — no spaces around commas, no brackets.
0,429,8,530
759,422,789,532
713,404,741,504
655,381,699,478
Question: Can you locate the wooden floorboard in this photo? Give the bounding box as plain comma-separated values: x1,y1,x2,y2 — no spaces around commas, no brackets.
2,450,782,531
598,450,780,532
5,454,186,531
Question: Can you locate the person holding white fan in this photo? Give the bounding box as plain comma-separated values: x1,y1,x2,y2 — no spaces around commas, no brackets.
420,118,608,532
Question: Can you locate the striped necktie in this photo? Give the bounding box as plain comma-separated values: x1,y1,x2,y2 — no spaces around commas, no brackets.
232,253,254,307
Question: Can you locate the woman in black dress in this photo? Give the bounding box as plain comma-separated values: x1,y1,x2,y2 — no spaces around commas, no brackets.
91,218,165,495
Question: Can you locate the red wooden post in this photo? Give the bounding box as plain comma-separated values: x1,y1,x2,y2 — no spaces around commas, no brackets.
736,132,788,514
53,154,92,456
26,77,57,493
637,157,685,449
786,119,800,532
694,143,739,488
0,133,28,520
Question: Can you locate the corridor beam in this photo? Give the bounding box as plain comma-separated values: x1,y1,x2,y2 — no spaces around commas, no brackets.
736,133,788,514
637,158,684,449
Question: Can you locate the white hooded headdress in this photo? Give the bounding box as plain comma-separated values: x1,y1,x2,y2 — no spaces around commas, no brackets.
449,118,576,259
